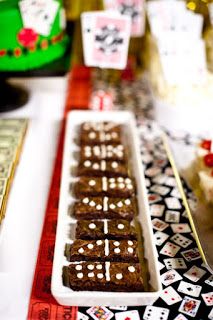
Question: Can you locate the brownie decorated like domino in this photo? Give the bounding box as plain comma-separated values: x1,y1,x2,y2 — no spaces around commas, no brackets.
65,239,139,262
77,160,129,177
63,262,144,292
72,196,136,221
75,219,137,240
80,144,126,162
80,122,122,145
72,177,135,198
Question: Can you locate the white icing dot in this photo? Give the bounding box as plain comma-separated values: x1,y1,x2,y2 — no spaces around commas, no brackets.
96,264,102,270
97,273,104,279
110,183,116,189
128,266,135,273
116,273,123,280
75,265,82,271
77,273,83,279
107,145,113,150
87,264,94,270
107,152,113,157
89,223,96,229
114,248,121,254
93,163,99,170
117,151,123,158
109,178,115,183
111,161,118,168
83,197,89,204
96,240,103,245
111,132,118,138
113,241,120,246
96,204,102,210
117,201,123,208
118,145,124,150
118,177,124,182
128,247,134,253
89,201,96,207
87,244,94,249
118,224,124,230
84,160,91,167
125,199,131,205
128,241,134,246
78,248,84,254
89,132,96,139
89,180,96,186
109,204,116,210
118,183,125,189
125,178,131,183
88,272,95,277
127,184,133,190
106,133,111,140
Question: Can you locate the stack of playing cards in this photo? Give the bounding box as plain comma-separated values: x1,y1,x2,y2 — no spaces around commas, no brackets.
81,11,131,69
147,0,207,86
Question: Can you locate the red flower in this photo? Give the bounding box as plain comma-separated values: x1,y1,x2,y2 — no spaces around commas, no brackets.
0,49,6,57
204,153,213,167
14,48,22,57
200,139,212,151
17,28,38,48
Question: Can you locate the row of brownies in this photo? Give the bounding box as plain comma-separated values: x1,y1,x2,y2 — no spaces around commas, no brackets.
63,122,145,292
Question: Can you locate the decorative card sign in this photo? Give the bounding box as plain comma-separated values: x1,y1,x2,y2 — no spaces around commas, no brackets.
209,3,213,26
104,0,145,37
81,11,131,70
19,0,59,36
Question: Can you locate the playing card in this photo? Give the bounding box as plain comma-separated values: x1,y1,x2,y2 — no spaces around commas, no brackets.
170,233,192,248
150,204,165,217
164,258,187,270
160,286,182,305
109,306,127,311
115,310,140,320
161,269,182,286
171,223,191,233
150,185,170,196
170,187,181,199
87,307,114,320
173,314,188,320
184,265,206,282
165,197,182,209
148,194,162,204
165,210,180,223
178,281,202,297
181,248,201,262
160,241,180,257
81,11,131,69
19,0,59,36
152,218,169,231
145,167,161,177
178,296,201,317
159,260,165,271
143,306,170,320
205,275,213,287
77,311,89,320
154,231,169,246
202,292,213,306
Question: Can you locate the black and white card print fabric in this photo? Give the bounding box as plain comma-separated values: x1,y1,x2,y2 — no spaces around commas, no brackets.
78,120,213,320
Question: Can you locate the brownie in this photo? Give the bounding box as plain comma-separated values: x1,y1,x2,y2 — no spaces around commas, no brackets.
76,160,129,177
72,177,135,198
79,122,123,145
75,219,137,240
63,261,144,292
65,239,139,262
79,144,127,162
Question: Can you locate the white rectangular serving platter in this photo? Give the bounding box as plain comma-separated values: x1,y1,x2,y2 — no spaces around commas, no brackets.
51,110,162,306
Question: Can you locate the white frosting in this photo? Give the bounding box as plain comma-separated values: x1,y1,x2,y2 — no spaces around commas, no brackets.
112,161,118,169
101,145,107,158
127,184,133,190
105,133,111,140
88,272,94,277
103,197,108,211
103,220,108,234
89,223,96,229
111,132,118,139
75,265,82,271
113,241,120,246
128,247,134,253
109,178,115,183
78,248,84,254
114,248,121,254
97,273,104,279
110,183,116,189
89,132,96,139
117,151,123,158
118,224,124,230
128,241,133,246
116,273,123,280
77,273,83,279
96,204,102,210
118,177,124,182
89,201,96,207
128,266,135,273
125,178,131,183
118,183,125,189
109,203,116,210
105,262,110,281
101,160,106,171
107,152,113,157
96,240,103,245
105,239,109,256
83,197,89,204
117,201,123,208
118,145,123,150
87,264,94,270
100,132,105,142
96,264,102,270
89,180,96,186
87,244,94,249
102,177,107,191
125,199,131,205
93,163,99,170
84,160,91,167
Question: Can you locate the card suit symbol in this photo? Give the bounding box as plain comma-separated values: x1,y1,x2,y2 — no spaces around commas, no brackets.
125,317,131,320
17,28,38,48
187,287,193,291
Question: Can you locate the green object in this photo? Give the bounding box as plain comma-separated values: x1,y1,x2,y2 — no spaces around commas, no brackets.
0,0,69,71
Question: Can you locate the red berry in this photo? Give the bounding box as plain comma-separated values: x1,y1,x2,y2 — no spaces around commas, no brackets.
204,153,213,167
200,140,211,151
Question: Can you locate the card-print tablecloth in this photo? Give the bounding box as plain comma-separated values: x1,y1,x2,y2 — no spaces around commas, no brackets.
27,67,213,320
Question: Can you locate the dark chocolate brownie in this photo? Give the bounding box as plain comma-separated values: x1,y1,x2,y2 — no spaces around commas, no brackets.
72,196,136,221
76,160,129,177
63,261,144,292
65,239,139,262
79,144,127,162
75,219,137,240
72,177,136,198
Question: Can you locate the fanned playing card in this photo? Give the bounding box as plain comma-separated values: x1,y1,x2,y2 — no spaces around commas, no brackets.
81,11,131,69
